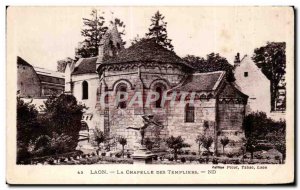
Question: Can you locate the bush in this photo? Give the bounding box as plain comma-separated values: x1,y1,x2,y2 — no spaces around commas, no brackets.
226,152,234,158
255,154,263,159
212,158,218,164
168,157,174,161
189,157,195,162
202,151,213,157
191,152,197,155
101,152,106,156
255,143,273,151
153,155,158,160
181,157,186,163
115,152,122,158
198,158,205,164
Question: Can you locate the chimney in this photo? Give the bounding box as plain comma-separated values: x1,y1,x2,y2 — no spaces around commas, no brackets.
234,52,240,66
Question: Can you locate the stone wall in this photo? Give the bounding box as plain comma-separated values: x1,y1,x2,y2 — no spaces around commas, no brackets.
217,101,246,154
167,99,217,152
17,64,41,98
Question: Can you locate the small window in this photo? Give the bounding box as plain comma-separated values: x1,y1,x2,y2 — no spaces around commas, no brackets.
155,86,163,108
185,103,195,123
244,72,248,77
82,81,88,100
117,85,127,109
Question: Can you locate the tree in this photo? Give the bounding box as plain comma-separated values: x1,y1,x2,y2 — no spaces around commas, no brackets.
220,137,230,155
57,57,74,73
43,94,85,150
144,137,155,151
245,137,258,160
252,42,286,111
130,34,148,46
118,137,127,158
183,53,235,82
110,17,126,46
17,97,43,163
266,123,286,163
93,128,106,154
146,11,174,51
166,136,190,160
195,135,205,155
200,136,214,154
76,9,108,59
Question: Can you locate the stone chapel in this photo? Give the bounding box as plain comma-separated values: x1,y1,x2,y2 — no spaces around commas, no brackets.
65,25,248,154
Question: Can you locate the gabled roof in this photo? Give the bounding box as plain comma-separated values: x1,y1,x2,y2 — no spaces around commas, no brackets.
17,56,32,67
72,57,97,75
34,67,65,79
101,38,193,69
170,71,225,92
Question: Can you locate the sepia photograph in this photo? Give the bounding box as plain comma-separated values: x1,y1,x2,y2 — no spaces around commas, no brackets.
6,6,294,184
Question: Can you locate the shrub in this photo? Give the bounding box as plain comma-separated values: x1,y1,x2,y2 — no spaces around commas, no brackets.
226,152,234,158
198,158,205,164
115,152,122,158
189,157,195,163
212,158,218,164
168,157,174,161
153,155,158,160
191,152,197,155
91,152,96,156
255,154,263,159
202,151,213,157
181,157,186,163
101,152,106,156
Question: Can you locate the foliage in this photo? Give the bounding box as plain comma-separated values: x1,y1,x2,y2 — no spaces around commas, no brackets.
76,9,108,59
266,126,286,163
220,137,230,154
118,136,127,158
93,128,106,148
145,11,174,51
56,57,74,73
166,136,190,160
243,112,285,140
43,94,85,150
245,137,258,160
17,97,43,163
17,94,85,163
195,135,205,155
200,136,214,153
183,53,235,82
252,42,286,111
110,18,126,46
144,137,155,151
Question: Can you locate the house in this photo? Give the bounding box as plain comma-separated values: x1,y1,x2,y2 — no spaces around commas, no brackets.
233,53,285,120
17,56,65,98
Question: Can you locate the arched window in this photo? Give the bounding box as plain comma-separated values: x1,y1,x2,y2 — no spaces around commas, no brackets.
82,81,88,100
155,86,163,108
185,103,195,123
117,85,127,109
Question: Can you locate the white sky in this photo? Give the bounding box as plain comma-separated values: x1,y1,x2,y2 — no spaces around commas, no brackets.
10,6,293,70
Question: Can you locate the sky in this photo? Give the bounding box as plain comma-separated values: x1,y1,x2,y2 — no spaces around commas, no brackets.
9,6,293,71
